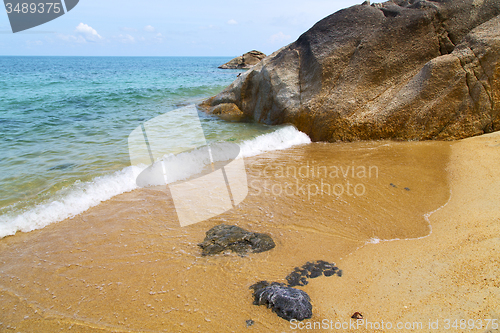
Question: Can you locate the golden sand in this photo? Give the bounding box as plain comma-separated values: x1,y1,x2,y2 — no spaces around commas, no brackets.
1,132,495,332
311,131,500,332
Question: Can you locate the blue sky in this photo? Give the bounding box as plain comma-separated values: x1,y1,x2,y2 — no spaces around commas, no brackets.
0,0,360,56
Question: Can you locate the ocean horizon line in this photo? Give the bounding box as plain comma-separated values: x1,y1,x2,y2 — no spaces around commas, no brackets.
0,55,240,58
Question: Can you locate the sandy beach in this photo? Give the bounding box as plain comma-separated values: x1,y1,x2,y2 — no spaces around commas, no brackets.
2,0,499,331
0,131,498,332
311,131,500,332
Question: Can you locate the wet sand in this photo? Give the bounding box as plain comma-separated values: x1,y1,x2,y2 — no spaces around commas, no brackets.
0,137,469,332
312,131,500,332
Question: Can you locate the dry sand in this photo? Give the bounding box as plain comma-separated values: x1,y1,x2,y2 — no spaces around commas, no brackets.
310,131,500,332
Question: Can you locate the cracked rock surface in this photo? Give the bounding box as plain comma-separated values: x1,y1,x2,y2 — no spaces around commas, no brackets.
204,0,500,141
250,281,313,321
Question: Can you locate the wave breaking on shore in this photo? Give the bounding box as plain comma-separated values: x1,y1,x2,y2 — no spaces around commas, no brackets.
0,125,310,238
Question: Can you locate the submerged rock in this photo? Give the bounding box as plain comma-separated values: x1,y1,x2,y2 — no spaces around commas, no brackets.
250,281,312,321
206,1,500,141
210,103,246,122
198,224,275,256
218,50,266,69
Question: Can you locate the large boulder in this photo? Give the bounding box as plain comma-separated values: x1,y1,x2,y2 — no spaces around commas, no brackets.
218,50,267,69
205,0,500,141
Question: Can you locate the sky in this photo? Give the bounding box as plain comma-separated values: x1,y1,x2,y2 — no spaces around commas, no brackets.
0,0,361,56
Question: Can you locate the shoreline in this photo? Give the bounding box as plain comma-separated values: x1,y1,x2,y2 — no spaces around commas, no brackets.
0,133,497,332
309,131,500,332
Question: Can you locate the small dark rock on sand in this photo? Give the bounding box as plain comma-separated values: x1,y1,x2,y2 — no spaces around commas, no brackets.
286,260,342,287
198,224,275,256
246,319,254,327
351,312,363,320
250,281,312,321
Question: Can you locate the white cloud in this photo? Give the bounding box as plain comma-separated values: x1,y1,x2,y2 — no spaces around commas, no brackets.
200,24,219,30
227,19,238,25
75,23,102,42
121,27,138,32
26,40,43,46
144,25,156,32
118,34,135,43
155,33,164,42
269,31,291,44
57,33,86,43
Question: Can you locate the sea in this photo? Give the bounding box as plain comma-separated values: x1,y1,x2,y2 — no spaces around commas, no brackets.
0,56,310,238
0,56,453,331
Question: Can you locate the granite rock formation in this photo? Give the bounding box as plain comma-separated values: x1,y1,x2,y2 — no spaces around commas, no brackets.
218,50,266,69
205,0,500,141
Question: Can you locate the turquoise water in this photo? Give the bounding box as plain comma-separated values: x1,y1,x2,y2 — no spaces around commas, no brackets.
0,56,311,236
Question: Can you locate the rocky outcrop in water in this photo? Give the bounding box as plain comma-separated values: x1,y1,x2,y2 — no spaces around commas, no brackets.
210,103,246,121
198,224,275,256
205,0,500,141
218,50,266,69
250,281,313,321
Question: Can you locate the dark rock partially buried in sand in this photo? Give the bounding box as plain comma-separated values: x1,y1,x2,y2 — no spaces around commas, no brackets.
250,281,312,321
352,312,364,320
286,260,342,287
198,224,275,256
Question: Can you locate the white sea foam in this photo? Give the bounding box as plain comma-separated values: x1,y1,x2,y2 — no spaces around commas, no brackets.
0,166,142,238
135,125,310,186
0,125,311,238
239,125,311,157
367,237,381,244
